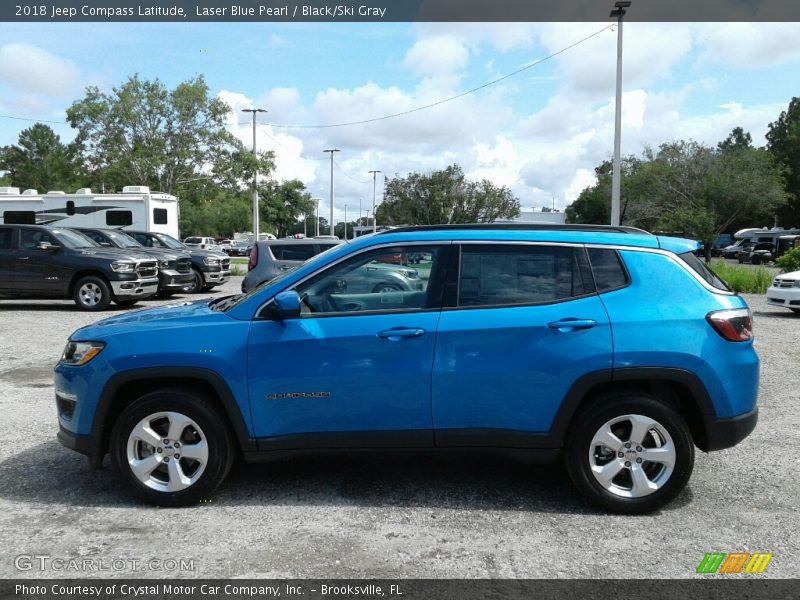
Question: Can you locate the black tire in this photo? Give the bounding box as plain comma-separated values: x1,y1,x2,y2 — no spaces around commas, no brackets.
372,282,402,293
185,268,204,294
202,284,216,292
791,309,800,314
114,299,139,308
110,389,235,507
564,394,694,514
72,275,112,311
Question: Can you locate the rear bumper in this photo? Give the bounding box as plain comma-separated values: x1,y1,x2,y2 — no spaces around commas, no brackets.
703,407,758,452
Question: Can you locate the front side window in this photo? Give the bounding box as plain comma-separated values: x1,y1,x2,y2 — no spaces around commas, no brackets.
457,244,593,307
293,246,440,316
20,229,58,249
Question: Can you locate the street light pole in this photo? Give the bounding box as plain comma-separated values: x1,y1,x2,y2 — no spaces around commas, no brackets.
312,197,321,237
610,1,630,227
344,204,348,240
323,149,340,236
369,170,382,233
241,108,267,239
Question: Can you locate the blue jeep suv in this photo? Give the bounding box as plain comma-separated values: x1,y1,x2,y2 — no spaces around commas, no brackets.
54,225,759,513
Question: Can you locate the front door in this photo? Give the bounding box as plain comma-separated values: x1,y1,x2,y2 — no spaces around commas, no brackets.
15,228,67,295
247,244,447,446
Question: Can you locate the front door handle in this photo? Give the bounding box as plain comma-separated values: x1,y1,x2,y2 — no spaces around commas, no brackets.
16,256,30,261
377,328,426,340
547,318,597,332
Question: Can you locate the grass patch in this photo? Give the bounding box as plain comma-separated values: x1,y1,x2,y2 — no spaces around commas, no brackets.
230,266,246,276
710,261,774,294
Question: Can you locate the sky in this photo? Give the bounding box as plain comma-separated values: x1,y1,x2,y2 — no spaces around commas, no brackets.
1,21,800,224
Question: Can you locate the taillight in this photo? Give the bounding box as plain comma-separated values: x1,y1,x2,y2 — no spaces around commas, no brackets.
248,243,258,271
706,308,753,342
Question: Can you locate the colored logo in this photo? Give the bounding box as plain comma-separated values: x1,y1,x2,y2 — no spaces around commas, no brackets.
696,552,773,574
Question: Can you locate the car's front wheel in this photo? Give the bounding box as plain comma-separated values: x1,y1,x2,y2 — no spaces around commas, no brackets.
110,390,235,506
565,395,694,514
73,275,112,311
185,268,204,294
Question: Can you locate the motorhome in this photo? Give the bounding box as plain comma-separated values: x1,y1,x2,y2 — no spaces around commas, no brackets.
722,227,800,259
0,186,180,239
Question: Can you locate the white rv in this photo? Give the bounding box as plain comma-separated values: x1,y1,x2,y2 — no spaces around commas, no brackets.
0,185,180,239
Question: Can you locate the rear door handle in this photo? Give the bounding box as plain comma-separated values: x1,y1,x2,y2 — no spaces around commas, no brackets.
547,318,597,332
377,328,426,340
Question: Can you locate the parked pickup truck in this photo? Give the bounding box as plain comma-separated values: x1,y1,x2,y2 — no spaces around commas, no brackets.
0,224,158,310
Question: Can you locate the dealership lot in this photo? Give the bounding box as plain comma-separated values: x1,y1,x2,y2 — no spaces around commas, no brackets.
0,281,798,578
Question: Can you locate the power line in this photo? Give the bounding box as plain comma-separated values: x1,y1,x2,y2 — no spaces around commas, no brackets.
334,158,369,184
0,114,66,124
264,25,614,130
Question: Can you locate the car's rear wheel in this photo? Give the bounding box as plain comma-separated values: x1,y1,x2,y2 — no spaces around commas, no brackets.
73,276,112,311
565,395,694,514
110,390,235,506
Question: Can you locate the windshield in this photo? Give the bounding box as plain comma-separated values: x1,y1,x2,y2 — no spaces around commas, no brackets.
104,229,143,248
51,229,101,249
154,233,188,250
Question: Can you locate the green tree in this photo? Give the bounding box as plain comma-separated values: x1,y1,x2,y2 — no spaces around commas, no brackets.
566,157,645,225
717,126,753,153
0,123,83,192
259,179,315,238
66,74,240,194
766,97,800,227
377,164,520,225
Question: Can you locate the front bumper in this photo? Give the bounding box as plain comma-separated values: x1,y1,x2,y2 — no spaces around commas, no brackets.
703,407,758,452
158,270,195,291
766,287,800,309
203,269,230,287
110,277,159,299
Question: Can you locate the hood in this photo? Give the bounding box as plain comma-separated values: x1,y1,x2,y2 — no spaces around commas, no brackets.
132,247,191,261
776,270,800,281
188,248,228,259
71,298,222,338
75,247,155,262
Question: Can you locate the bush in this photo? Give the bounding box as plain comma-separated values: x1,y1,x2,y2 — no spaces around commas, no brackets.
776,247,800,273
710,261,774,294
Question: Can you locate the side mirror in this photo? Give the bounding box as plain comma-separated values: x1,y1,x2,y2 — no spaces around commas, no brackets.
269,290,301,319
37,241,59,253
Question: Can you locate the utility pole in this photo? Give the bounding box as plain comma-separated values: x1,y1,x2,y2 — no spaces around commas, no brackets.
323,149,340,236
610,1,631,227
344,204,348,240
312,197,321,237
369,170,382,233
242,108,267,239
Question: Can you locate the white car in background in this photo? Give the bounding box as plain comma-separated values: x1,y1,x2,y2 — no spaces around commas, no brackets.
183,236,225,253
766,270,800,314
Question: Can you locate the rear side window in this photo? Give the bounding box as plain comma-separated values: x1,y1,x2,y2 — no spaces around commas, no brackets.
678,251,730,291
0,228,13,250
587,248,629,292
270,244,316,261
106,210,132,226
458,245,593,307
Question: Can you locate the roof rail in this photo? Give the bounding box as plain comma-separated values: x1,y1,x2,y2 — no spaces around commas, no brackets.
378,223,652,235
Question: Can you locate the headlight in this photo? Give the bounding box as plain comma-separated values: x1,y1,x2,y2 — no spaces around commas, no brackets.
203,257,220,266
61,341,105,366
158,260,169,268
110,262,136,273
401,269,419,279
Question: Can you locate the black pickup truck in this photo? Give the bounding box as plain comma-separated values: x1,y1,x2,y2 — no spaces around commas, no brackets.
0,224,159,310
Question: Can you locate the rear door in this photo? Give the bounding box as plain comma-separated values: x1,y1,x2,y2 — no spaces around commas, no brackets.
0,227,17,293
432,243,613,445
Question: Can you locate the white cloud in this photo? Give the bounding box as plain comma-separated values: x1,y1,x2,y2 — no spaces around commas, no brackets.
402,35,469,78
695,23,800,70
0,43,81,98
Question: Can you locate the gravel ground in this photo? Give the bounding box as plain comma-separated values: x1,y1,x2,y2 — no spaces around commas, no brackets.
0,283,798,579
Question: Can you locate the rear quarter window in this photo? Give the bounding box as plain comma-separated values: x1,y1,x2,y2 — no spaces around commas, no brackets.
587,248,629,292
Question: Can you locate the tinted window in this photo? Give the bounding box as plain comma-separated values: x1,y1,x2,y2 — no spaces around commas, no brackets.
106,210,132,226
66,201,75,216
679,251,729,291
153,208,168,224
458,245,592,307
587,248,629,292
3,211,35,225
271,244,316,261
0,228,13,250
